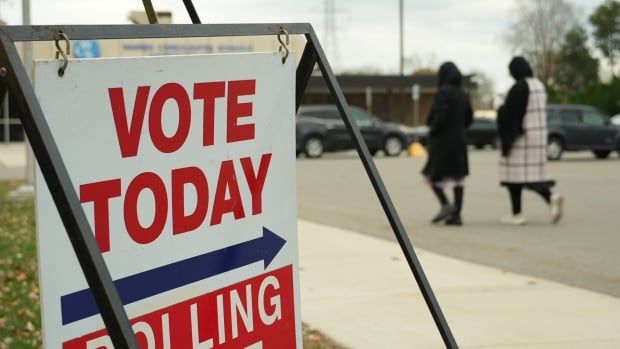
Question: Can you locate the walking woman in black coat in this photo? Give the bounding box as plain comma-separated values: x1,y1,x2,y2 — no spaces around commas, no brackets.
421,62,473,225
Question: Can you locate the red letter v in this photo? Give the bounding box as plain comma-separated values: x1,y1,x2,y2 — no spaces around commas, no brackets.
108,86,151,158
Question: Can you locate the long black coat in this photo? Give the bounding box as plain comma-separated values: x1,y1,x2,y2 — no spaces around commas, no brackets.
421,63,473,182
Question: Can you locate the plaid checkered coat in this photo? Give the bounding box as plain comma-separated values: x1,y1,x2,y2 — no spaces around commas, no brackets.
499,78,549,184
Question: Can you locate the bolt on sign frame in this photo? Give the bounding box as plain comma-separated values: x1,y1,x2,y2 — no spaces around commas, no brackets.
0,21,458,349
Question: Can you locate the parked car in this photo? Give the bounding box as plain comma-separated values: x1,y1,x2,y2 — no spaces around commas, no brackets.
467,117,499,149
547,104,620,160
408,116,499,149
411,125,429,146
296,105,415,158
410,105,620,160
611,114,620,126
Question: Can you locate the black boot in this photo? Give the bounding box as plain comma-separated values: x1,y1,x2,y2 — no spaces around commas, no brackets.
431,205,456,223
446,186,464,226
430,185,454,223
445,214,462,226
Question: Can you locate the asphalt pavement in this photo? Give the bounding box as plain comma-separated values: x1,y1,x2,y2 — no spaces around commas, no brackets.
4,143,618,296
296,149,620,297
3,142,619,347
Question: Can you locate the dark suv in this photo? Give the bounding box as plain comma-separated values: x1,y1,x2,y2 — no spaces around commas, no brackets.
547,104,620,160
296,105,414,158
467,117,499,149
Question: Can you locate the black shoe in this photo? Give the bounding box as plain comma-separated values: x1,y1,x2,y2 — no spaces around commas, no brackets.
445,214,463,226
431,205,456,223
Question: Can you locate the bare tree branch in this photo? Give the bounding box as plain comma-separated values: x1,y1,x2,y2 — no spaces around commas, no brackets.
504,0,576,84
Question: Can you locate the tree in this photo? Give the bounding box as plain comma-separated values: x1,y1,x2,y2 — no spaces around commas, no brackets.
404,52,438,75
570,78,620,116
589,0,620,77
340,66,385,75
555,25,599,98
504,0,576,84
470,71,495,109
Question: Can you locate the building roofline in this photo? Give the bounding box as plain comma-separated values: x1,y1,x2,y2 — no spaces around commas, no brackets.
307,73,476,91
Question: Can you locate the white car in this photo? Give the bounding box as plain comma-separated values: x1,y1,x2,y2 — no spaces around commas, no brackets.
611,114,620,126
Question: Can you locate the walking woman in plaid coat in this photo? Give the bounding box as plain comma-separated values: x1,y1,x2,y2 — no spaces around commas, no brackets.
497,57,564,225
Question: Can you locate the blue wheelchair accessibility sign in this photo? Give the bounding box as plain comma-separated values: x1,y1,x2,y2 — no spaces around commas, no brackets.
73,40,101,58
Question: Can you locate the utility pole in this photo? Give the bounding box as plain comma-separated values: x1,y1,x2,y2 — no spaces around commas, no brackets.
23,0,34,187
22,0,31,70
10,0,35,199
398,0,405,124
399,0,404,76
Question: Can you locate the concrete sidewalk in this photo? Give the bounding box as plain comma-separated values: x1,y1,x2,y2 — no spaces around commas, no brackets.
299,220,620,349
0,142,26,180
0,143,26,167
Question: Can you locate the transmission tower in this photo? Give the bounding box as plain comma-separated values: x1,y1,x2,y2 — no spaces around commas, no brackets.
324,0,339,68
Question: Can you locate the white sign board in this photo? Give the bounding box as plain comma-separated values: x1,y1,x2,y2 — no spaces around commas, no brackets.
34,52,300,348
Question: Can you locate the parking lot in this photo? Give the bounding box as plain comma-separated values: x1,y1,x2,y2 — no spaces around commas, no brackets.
297,149,620,296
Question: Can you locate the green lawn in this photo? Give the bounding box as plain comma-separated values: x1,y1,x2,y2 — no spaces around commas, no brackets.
0,180,341,348
0,181,41,348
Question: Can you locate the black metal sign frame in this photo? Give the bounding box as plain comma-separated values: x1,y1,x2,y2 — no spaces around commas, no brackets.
0,23,457,348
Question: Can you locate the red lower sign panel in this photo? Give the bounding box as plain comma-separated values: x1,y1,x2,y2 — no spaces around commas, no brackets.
63,265,296,349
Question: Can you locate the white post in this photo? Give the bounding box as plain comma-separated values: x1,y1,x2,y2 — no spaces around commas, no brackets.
3,92,8,145
412,84,420,126
365,86,373,113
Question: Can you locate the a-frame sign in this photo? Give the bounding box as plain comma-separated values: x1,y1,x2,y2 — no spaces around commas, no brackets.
0,4,458,348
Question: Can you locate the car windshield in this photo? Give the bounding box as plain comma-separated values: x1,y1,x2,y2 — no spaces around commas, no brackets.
582,110,608,126
298,108,340,120
350,109,375,123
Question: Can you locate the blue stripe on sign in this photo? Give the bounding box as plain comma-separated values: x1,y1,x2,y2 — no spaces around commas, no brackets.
60,227,285,325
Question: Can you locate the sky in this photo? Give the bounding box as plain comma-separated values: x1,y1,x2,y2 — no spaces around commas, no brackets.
0,0,604,92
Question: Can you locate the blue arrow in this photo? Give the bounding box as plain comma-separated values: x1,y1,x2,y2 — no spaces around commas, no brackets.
60,227,286,325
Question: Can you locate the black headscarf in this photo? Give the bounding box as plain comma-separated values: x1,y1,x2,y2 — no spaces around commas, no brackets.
509,56,534,80
497,57,531,156
438,62,462,87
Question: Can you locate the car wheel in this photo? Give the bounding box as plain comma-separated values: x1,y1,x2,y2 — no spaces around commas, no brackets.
474,144,484,150
304,136,324,158
383,135,403,157
593,150,611,159
547,137,564,161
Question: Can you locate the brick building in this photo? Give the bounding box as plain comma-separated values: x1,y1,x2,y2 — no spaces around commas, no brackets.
301,73,476,126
